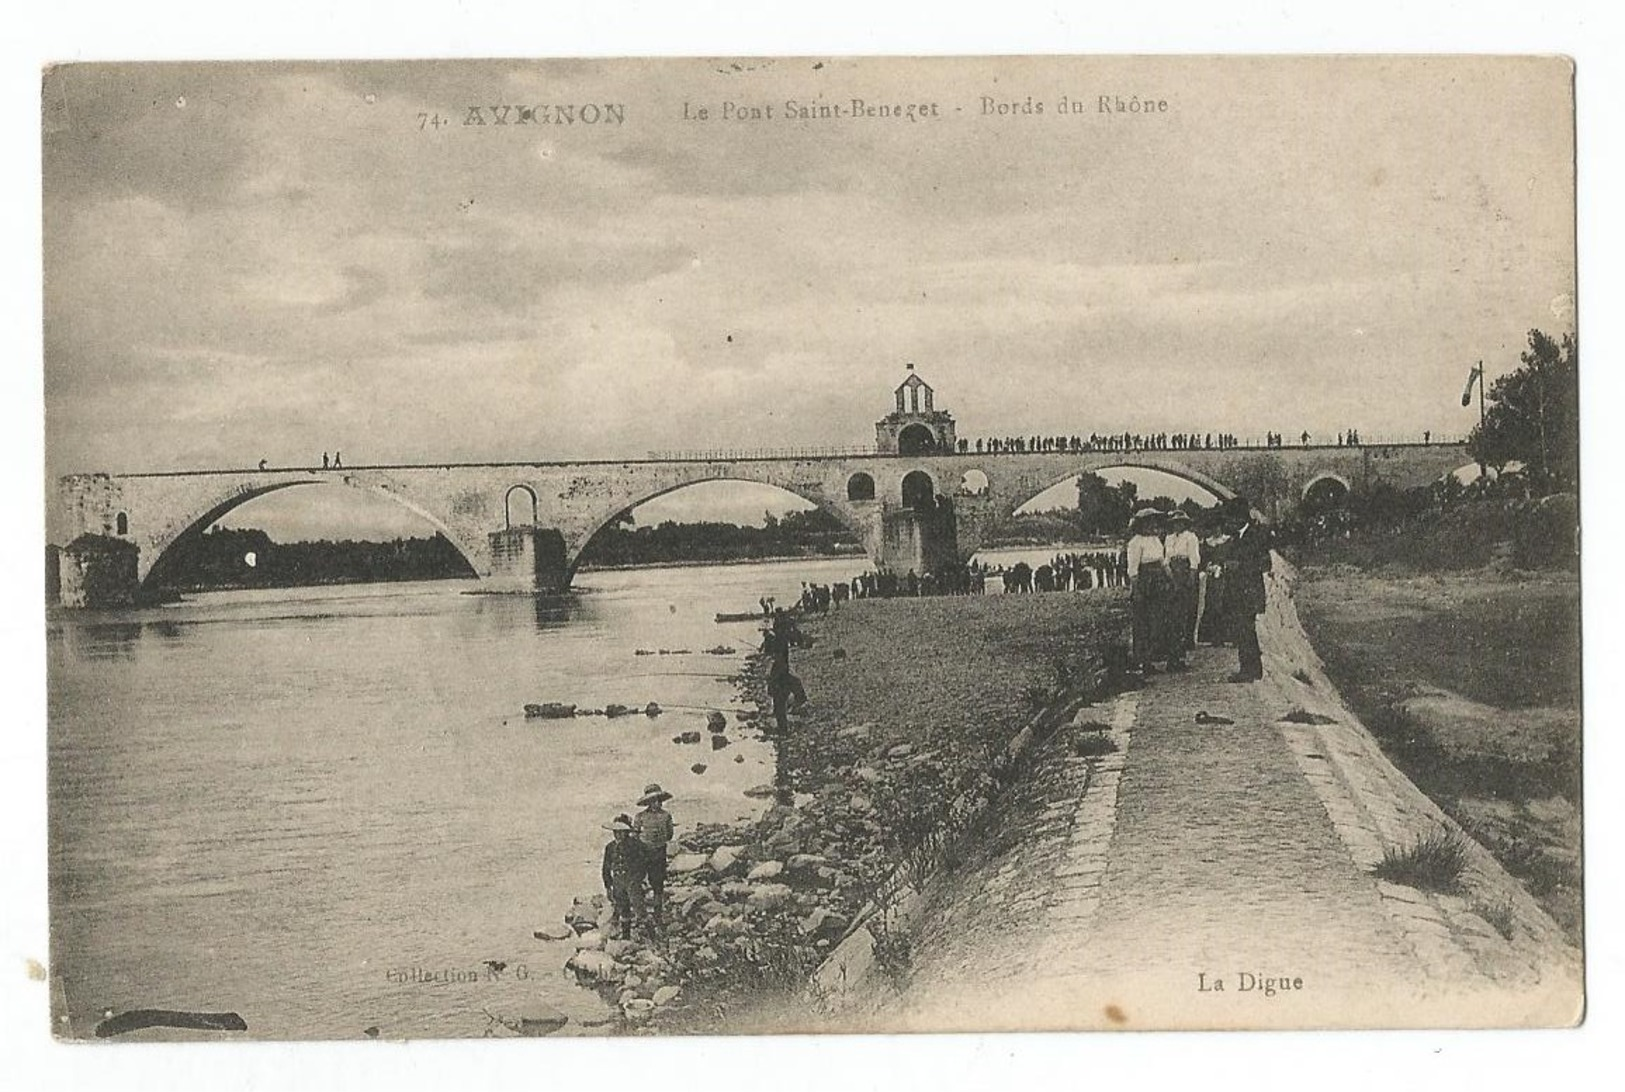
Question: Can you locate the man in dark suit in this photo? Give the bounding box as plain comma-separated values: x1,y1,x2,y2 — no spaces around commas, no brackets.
1220,496,1272,682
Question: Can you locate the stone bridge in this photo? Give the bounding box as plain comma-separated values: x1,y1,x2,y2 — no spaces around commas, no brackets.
48,443,1469,607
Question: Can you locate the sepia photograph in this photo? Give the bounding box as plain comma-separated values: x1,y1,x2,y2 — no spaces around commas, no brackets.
40,54,1582,1043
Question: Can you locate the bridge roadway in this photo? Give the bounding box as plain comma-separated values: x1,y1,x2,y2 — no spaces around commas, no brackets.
50,442,1468,604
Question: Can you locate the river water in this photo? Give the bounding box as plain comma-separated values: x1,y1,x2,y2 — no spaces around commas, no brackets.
47,556,884,1040
46,546,1093,1039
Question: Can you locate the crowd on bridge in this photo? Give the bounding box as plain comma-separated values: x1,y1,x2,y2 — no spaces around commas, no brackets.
954,433,1253,455
925,428,1395,455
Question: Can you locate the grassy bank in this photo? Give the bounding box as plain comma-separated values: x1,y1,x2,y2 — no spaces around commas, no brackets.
561,591,1130,1033
1290,564,1582,939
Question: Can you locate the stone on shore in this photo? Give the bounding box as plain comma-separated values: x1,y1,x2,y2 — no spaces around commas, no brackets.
566,950,625,982
743,783,779,799
746,883,794,911
799,907,848,937
785,853,828,874
652,985,682,1006
707,845,745,875
669,852,709,874
532,924,573,941
747,860,785,881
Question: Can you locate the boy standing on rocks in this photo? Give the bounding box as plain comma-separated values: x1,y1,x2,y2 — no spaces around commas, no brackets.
601,815,649,941
634,784,675,931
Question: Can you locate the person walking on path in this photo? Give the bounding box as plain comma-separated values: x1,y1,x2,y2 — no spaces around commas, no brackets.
633,784,675,931
600,814,649,940
1219,497,1272,682
1126,509,1172,673
1164,510,1202,660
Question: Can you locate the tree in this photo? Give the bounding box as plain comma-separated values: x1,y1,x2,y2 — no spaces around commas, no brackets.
1075,472,1137,535
1468,329,1578,492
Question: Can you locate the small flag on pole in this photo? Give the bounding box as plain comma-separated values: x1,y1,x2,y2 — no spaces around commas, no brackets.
1461,363,1482,407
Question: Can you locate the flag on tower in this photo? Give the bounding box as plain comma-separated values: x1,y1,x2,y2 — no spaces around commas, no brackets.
1461,363,1483,407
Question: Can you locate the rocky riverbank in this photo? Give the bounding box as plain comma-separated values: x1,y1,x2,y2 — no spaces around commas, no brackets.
544,591,1131,1034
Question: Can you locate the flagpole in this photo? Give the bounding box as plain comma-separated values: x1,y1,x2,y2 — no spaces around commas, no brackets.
1476,361,1486,478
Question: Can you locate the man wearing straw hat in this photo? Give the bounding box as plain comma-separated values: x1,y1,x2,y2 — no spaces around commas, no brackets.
634,783,676,931
600,814,649,941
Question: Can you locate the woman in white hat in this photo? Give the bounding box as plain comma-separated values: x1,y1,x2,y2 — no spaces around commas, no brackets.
1125,509,1171,673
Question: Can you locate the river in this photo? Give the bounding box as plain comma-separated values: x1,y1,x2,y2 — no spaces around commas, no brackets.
46,547,1096,1039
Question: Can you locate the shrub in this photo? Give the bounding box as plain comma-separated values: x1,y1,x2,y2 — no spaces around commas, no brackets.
1373,829,1470,892
1071,733,1119,758
1474,898,1518,941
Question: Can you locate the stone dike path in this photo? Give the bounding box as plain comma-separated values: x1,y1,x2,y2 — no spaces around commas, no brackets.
875,563,1582,1032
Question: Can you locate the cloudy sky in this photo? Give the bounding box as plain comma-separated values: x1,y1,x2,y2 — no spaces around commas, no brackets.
43,57,1573,536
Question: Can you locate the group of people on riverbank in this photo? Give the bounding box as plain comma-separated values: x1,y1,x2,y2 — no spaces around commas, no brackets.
599,782,678,941
1125,497,1273,682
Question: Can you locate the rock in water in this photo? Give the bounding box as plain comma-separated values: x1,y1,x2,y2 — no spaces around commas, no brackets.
604,703,632,718
94,1009,248,1038
644,702,663,717
743,783,778,799
710,734,731,750
525,702,577,719
532,924,573,941
734,754,745,763
707,711,728,733
691,763,708,775
515,1004,569,1036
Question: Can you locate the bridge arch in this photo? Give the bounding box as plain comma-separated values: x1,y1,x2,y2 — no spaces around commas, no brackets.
505,484,539,528
1009,461,1235,518
139,478,485,589
1302,473,1351,501
846,472,876,502
564,475,875,579
901,470,936,510
897,424,938,455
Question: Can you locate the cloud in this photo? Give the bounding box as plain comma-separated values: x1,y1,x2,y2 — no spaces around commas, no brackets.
44,57,1575,481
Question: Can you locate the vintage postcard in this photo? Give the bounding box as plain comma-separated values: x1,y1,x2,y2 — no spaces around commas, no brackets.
42,55,1581,1040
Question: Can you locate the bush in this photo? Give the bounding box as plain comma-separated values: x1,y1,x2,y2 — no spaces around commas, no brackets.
1372,829,1470,892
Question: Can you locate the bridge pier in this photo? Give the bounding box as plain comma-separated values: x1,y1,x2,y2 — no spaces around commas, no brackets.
486,526,570,594
53,534,141,609
879,505,959,576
